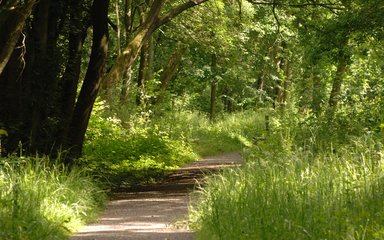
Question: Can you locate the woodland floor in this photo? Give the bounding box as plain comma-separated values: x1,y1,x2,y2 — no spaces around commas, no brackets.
70,152,243,240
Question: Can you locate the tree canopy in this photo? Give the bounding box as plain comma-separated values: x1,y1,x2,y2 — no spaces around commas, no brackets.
0,0,383,165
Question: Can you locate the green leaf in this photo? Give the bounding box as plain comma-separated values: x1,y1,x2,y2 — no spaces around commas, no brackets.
0,129,8,136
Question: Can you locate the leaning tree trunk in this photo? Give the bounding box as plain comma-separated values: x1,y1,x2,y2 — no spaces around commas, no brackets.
64,0,208,164
0,0,37,75
65,0,110,162
154,43,184,105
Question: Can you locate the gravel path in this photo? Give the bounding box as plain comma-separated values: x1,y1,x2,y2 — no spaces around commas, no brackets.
70,152,243,240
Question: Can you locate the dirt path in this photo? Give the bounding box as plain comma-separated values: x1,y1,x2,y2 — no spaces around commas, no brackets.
70,152,243,240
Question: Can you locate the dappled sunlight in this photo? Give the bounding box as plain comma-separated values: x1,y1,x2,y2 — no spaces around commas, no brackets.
77,222,176,233
71,152,243,240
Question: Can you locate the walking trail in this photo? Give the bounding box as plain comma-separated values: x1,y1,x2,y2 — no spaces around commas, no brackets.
71,152,243,240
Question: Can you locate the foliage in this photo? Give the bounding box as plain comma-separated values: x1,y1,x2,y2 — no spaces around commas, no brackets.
83,100,266,187
154,110,265,156
0,156,105,240
1,0,383,239
82,103,198,187
189,111,384,240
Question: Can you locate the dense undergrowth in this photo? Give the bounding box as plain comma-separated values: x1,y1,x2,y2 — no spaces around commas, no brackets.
0,106,262,240
3,104,382,240
189,110,384,239
0,156,105,240
82,105,262,188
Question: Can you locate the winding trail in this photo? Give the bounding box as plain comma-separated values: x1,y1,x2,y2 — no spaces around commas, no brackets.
71,152,243,240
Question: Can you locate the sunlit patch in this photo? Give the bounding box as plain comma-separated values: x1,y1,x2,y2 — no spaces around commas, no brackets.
75,221,191,234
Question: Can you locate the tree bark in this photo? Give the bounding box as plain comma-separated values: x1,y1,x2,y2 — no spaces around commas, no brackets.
136,34,155,105
0,0,37,75
120,68,132,103
210,54,218,122
28,0,57,152
119,0,133,103
64,0,208,162
124,0,133,42
327,53,349,118
155,43,184,105
59,0,87,146
65,0,110,161
103,1,164,87
115,0,122,55
104,0,208,86
311,67,323,116
0,35,25,154
137,42,150,105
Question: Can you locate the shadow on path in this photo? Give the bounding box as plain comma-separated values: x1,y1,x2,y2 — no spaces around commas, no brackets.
71,152,243,240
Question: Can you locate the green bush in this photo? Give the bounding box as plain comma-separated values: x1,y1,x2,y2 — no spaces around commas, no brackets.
84,109,198,187
0,156,105,240
84,107,266,187
83,133,197,187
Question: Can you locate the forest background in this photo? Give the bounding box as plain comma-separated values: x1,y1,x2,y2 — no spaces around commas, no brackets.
0,0,383,239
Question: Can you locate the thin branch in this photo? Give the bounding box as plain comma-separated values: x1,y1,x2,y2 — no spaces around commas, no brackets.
288,3,344,10
107,17,117,31
247,0,345,10
156,0,209,28
272,0,280,33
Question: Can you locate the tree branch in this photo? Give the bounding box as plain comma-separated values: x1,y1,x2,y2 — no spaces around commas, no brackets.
156,0,209,28
272,0,280,33
246,0,345,10
108,17,117,31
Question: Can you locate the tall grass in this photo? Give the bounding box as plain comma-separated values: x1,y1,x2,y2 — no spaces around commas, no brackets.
0,156,105,240
84,109,266,187
155,110,267,156
189,113,384,239
84,110,198,187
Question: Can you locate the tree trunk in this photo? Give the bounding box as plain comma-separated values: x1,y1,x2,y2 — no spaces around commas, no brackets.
136,42,150,105
210,54,218,122
103,0,208,86
0,0,37,75
298,67,313,111
327,54,349,118
58,0,87,146
281,60,291,105
311,67,323,116
65,0,110,162
28,0,58,153
119,0,133,103
0,35,25,154
155,43,184,105
120,68,132,103
0,0,207,158
63,0,207,162
210,80,217,122
115,0,121,55
1,0,65,154
103,1,164,91
124,0,133,42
